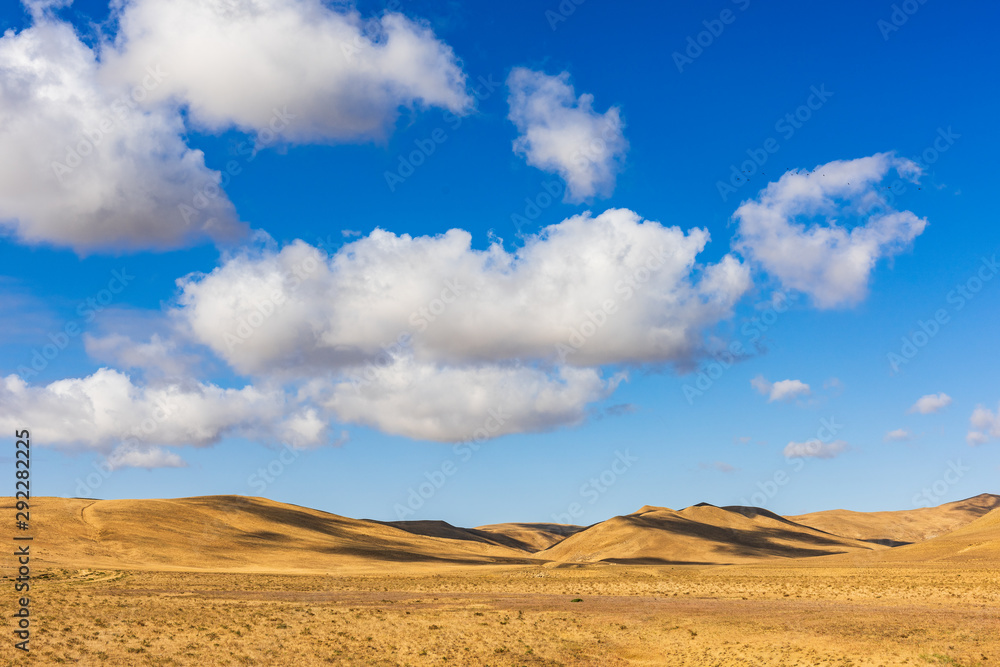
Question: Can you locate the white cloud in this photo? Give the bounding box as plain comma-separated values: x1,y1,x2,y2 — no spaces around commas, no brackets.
0,369,332,458
783,439,849,459
22,0,70,17
84,333,199,378
750,375,771,395
167,209,748,441
107,444,187,471
883,428,912,442
175,208,750,375
734,153,928,308
102,0,472,142
750,375,811,402
321,356,619,442
967,403,1000,445
0,19,244,252
507,68,627,202
908,392,952,414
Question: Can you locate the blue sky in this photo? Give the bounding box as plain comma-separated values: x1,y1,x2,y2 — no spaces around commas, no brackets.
1,0,999,527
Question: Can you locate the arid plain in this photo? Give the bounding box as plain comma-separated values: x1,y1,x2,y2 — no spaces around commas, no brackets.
3,494,999,666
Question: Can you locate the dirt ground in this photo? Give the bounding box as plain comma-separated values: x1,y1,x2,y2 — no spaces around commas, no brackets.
2,561,998,666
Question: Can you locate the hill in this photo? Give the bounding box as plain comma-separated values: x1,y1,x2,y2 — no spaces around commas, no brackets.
5,494,1000,572
383,520,584,552
788,493,1000,546
6,496,535,573
836,507,1000,566
473,522,586,552
536,503,883,564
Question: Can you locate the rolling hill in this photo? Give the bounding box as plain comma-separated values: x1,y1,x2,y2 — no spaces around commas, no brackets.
835,506,1000,565
4,494,999,572
536,503,883,564
788,493,1000,546
385,520,584,552
8,496,535,572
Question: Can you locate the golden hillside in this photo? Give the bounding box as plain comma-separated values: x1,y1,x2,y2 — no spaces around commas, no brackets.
788,493,1000,545
536,503,883,564
5,494,1000,573
3,496,534,573
385,520,584,552
837,506,1000,566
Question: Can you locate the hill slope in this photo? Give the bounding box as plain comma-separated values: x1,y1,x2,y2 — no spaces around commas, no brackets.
5,496,535,572
473,523,586,552
837,507,1000,565
788,494,1000,545
383,520,585,553
537,503,883,564
6,494,999,572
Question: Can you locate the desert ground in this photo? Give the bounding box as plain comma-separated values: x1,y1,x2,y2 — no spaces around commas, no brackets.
2,494,999,666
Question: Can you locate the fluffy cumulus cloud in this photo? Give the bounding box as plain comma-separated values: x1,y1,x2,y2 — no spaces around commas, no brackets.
783,439,849,459
750,375,811,402
170,210,748,441
734,153,928,308
507,68,628,202
908,392,952,414
0,0,471,252
0,19,243,252
176,209,750,374
322,358,618,442
102,0,472,142
0,369,332,467
967,403,1000,445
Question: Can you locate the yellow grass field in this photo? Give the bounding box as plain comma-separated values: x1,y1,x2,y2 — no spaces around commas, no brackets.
2,562,999,666
2,495,999,666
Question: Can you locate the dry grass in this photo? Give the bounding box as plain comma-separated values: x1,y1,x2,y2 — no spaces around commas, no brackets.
2,562,999,666
789,494,1000,545
3,495,999,664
